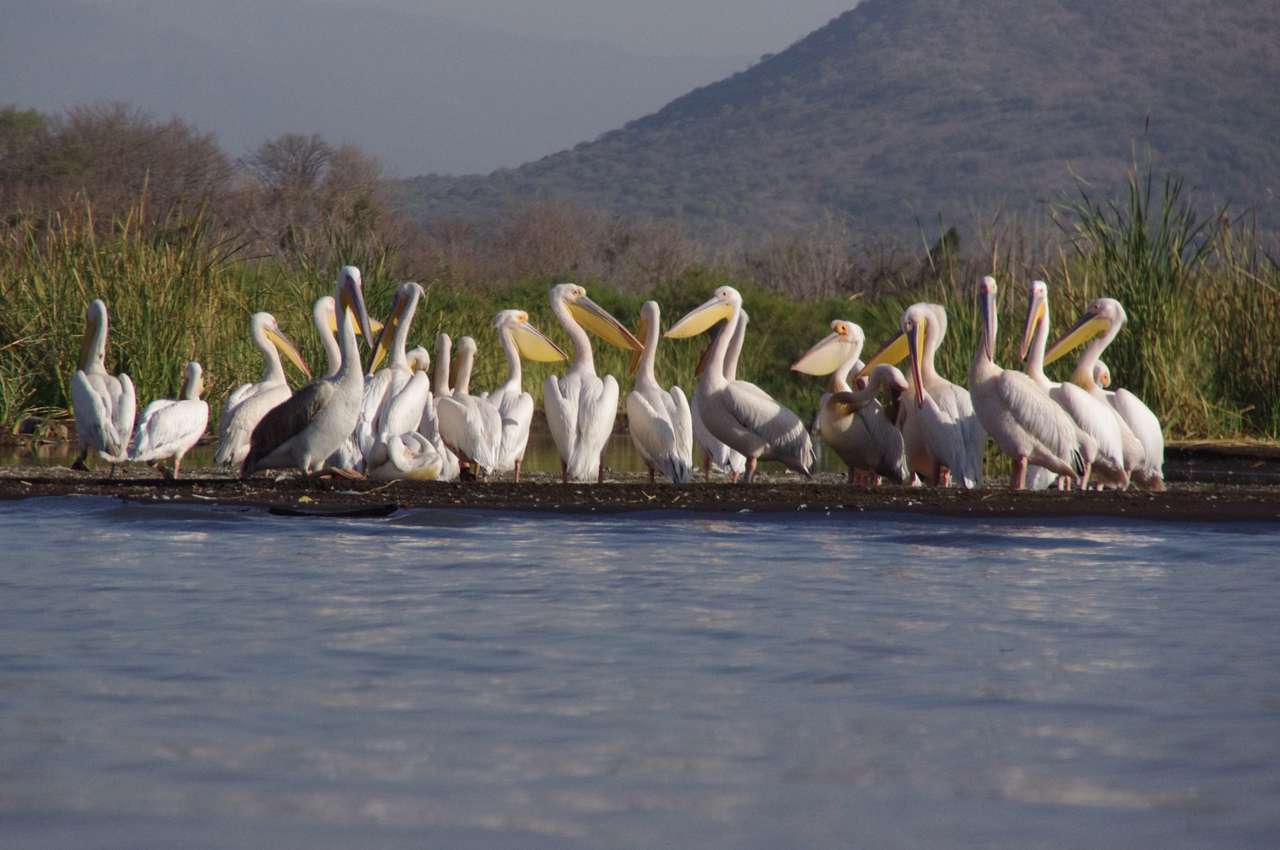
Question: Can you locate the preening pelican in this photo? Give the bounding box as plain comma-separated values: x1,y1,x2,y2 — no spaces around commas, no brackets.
415,333,462,482
70,299,136,471
214,312,310,467
131,361,209,478
437,336,503,477
666,286,814,482
626,301,693,484
691,309,748,481
1045,298,1165,489
365,362,442,481
485,310,567,481
544,283,644,482
358,282,426,463
969,276,1091,489
792,320,909,485
243,266,374,476
1020,280,1130,488
859,303,983,487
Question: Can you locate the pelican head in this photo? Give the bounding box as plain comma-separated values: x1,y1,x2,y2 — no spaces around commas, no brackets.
406,346,431,373
80,299,109,370
371,281,425,372
791,319,866,375
181,361,205,400
1044,297,1126,366
337,266,376,345
495,309,567,362
666,286,742,339
977,275,998,364
1019,279,1050,362
857,302,943,407
253,311,310,379
551,283,643,350
1094,360,1112,388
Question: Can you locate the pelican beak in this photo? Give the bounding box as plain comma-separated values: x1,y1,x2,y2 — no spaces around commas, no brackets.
666,296,734,339
1044,312,1110,366
854,330,909,382
339,274,376,347
906,322,927,407
790,332,850,376
628,314,651,375
78,317,96,371
370,291,409,373
266,326,310,379
980,287,996,363
512,321,568,363
568,296,643,351
1019,296,1045,362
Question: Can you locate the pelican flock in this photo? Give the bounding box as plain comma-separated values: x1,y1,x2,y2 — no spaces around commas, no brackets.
64,266,1169,492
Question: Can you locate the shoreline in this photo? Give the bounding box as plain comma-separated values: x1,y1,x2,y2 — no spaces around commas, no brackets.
3,467,1278,522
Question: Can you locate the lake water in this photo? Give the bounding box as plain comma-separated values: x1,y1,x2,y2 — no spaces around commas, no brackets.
1,498,1278,849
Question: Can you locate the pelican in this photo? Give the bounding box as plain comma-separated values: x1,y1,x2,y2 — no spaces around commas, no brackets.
666,286,814,482
1045,298,1165,489
214,312,310,467
417,333,462,482
242,266,374,476
311,294,376,470
437,336,503,477
484,310,567,481
70,299,136,471
858,303,983,487
358,282,426,463
544,283,644,482
131,361,210,478
365,358,442,481
792,320,909,485
691,309,748,481
1020,280,1129,488
626,300,693,484
969,276,1091,489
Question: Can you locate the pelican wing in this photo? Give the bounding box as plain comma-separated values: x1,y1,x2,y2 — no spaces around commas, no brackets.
494,389,534,472
381,373,432,440
109,373,136,460
691,390,745,475
215,382,291,466
132,399,209,462
975,371,1080,478
71,369,120,457
669,386,694,473
436,395,502,472
245,380,335,470
719,380,814,473
356,370,395,459
929,381,985,487
224,381,258,414
627,389,688,482
855,402,911,483
1049,382,1126,476
1109,388,1164,483
543,374,577,464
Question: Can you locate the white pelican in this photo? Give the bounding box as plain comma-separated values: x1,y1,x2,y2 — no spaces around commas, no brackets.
969,276,1091,489
666,286,814,482
544,283,644,482
485,310,567,481
1045,298,1165,489
626,300,693,484
792,320,909,485
70,299,136,471
437,336,503,477
358,282,425,463
214,312,310,467
131,361,210,478
311,294,376,470
416,333,462,482
365,364,442,481
242,266,374,476
858,303,984,487
1020,280,1130,489
691,309,748,481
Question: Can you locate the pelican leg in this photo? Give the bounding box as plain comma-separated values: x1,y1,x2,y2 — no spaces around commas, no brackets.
71,449,89,471
513,458,522,483
847,467,856,485
172,455,184,480
648,465,656,484
702,452,711,481
597,457,606,484
874,475,883,488
937,465,952,488
744,456,757,484
1011,456,1028,490
1079,461,1092,491
560,459,568,484
729,470,739,484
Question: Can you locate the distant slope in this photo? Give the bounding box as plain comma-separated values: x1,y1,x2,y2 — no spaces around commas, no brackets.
0,0,746,175
397,0,1280,236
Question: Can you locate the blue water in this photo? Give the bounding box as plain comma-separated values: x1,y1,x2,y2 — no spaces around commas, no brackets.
1,497,1278,849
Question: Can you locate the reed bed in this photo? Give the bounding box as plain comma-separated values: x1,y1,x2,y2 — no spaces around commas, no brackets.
1,175,1277,441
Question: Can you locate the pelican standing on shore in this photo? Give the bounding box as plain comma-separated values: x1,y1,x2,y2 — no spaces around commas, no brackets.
626,300,693,484
691,309,748,481
242,266,374,476
70,299,136,471
544,283,644,482
215,312,310,467
486,310,567,481
437,336,503,477
131,361,209,479
359,282,425,462
1045,298,1165,489
1020,280,1130,488
792,320,909,485
969,276,1090,490
666,286,814,482
859,303,983,487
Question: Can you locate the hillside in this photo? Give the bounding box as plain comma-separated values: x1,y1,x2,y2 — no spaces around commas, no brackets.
0,0,745,175
397,0,1280,237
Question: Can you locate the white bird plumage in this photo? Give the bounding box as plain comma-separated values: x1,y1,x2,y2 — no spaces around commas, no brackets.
543,283,644,482
131,361,209,478
70,299,136,471
482,310,567,481
666,286,814,483
626,301,693,484
215,312,310,467
437,336,503,476
691,308,748,481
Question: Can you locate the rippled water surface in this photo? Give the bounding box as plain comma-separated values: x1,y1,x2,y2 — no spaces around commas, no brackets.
2,498,1278,849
